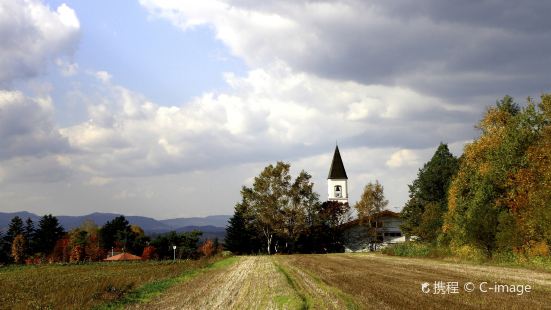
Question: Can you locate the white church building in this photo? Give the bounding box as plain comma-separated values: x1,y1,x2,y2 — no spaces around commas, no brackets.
327,145,406,252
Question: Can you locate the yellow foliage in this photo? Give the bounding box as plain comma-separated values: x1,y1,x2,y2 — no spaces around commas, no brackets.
451,244,486,261
526,241,550,257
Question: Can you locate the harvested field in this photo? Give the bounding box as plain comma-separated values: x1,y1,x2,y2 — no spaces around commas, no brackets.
0,258,219,310
283,253,551,309
2,253,550,309
130,253,551,309
132,256,304,309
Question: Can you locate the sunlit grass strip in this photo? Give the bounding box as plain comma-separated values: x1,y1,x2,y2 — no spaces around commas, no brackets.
95,256,239,309
273,261,310,310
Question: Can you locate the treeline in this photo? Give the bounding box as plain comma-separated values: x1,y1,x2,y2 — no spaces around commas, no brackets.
401,94,551,259
0,214,220,264
225,162,351,254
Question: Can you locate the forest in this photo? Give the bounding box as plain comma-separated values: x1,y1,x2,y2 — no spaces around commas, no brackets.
401,94,551,260
0,214,218,264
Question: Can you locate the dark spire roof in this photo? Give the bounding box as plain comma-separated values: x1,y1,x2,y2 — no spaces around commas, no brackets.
328,145,348,179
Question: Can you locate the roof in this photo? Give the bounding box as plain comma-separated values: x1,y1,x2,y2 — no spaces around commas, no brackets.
340,210,401,229
104,252,142,261
328,145,348,179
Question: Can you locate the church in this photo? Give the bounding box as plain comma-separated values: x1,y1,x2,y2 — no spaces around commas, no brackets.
327,145,406,252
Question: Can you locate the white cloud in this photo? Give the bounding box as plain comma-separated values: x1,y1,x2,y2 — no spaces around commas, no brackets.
55,58,79,76
0,0,80,85
386,149,419,168
95,71,112,83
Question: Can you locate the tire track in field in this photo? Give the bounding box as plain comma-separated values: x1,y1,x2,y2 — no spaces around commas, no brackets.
130,256,304,309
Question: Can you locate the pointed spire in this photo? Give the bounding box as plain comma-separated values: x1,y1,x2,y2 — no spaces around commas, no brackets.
328,145,348,179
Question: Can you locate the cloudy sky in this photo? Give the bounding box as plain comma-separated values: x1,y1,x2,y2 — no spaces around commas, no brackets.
1,0,550,219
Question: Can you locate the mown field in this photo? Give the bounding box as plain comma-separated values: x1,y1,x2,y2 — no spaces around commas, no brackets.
134,254,551,309
1,253,551,309
0,256,228,310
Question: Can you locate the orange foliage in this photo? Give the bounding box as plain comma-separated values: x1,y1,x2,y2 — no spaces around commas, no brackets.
141,245,156,260
199,239,215,257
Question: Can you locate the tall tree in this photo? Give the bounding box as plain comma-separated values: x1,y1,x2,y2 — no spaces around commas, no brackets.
246,162,291,254
240,162,320,254
11,234,26,264
24,218,35,257
35,214,65,255
4,216,24,244
443,95,550,257
400,143,459,242
354,180,388,224
100,216,132,250
0,231,10,263
225,197,261,254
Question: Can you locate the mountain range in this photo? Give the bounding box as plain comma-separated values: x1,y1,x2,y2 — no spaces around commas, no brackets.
0,211,231,239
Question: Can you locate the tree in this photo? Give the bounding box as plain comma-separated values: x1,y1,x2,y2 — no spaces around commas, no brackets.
11,234,26,264
23,218,35,257
301,201,350,253
400,143,459,242
100,216,133,251
443,95,551,257
355,180,388,223
35,214,65,255
199,239,215,257
141,245,156,260
225,199,261,254
149,230,202,260
4,216,24,245
0,231,9,264
241,162,320,254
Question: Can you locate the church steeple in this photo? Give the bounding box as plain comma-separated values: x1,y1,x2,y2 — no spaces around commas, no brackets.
327,145,348,203
328,145,348,179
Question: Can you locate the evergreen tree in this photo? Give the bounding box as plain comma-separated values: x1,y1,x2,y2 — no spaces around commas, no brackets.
35,214,65,255
400,143,459,242
24,218,35,256
0,231,10,264
225,201,260,254
4,216,24,244
100,216,132,250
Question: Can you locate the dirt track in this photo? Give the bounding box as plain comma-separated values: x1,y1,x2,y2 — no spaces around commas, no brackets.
130,254,551,309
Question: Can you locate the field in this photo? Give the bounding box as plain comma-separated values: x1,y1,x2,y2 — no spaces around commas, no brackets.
1,253,551,309
0,257,224,309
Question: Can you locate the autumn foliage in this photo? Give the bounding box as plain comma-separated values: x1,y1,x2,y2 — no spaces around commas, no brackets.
199,239,215,257
442,94,551,258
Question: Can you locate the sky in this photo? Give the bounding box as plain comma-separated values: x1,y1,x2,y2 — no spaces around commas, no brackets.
1,0,550,219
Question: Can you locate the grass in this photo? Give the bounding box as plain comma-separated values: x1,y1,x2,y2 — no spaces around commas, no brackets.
274,262,309,309
382,242,551,272
0,256,229,310
96,256,238,309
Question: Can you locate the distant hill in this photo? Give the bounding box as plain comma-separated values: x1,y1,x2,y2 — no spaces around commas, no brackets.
160,215,230,228
0,211,231,238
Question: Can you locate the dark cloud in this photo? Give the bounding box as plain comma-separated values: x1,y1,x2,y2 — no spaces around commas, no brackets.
0,91,71,160
219,0,551,102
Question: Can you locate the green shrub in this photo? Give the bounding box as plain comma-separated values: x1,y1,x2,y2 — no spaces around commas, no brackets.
382,242,430,257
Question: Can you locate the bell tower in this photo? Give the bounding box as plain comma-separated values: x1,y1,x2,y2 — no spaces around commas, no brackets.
327,145,348,203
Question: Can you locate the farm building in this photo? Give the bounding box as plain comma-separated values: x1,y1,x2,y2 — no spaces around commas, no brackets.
341,211,406,252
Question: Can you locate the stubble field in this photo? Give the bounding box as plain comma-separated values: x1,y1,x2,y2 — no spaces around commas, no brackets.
1,253,550,309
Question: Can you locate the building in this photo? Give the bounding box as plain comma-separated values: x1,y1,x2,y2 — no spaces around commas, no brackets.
327,145,348,204
341,211,406,252
327,145,405,252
